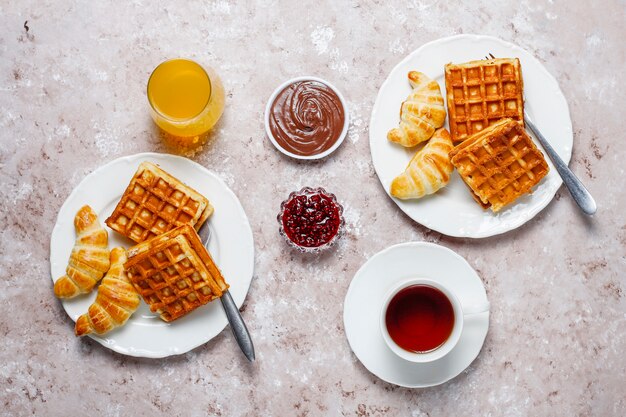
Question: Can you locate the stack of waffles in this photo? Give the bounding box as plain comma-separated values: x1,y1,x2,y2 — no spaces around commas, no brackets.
443,57,549,211
105,162,225,322
125,224,228,322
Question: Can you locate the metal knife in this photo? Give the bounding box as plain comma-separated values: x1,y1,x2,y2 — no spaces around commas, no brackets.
198,222,255,362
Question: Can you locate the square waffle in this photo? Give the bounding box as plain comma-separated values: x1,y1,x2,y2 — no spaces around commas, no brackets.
445,58,524,143
106,162,213,243
449,118,549,212
124,224,228,322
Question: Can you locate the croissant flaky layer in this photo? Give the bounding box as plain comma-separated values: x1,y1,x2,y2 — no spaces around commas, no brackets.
390,128,454,199
54,206,110,299
75,247,140,336
387,71,446,147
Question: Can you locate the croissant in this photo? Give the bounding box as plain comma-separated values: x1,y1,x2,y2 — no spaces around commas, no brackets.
387,71,446,147
54,205,110,298
75,248,140,336
390,128,454,199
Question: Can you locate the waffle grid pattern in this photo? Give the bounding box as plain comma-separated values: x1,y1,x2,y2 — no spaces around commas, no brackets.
106,163,207,243
126,235,219,322
445,58,524,143
451,120,548,212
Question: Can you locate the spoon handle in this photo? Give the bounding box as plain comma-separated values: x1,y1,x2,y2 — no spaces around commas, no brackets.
220,290,255,362
524,116,597,215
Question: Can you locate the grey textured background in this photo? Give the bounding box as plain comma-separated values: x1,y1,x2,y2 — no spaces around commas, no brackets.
1,1,624,416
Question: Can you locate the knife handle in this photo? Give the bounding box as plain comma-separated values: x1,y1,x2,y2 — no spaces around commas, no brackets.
220,290,255,362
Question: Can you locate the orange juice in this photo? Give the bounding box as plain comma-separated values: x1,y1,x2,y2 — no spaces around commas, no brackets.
147,59,225,142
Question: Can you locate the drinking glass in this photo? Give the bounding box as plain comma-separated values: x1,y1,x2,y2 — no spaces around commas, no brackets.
147,58,225,147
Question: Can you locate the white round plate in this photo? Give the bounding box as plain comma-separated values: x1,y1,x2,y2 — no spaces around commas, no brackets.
50,152,255,358
369,34,573,238
343,242,489,388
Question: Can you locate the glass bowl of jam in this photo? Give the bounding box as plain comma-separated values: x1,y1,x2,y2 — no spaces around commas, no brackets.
277,187,345,253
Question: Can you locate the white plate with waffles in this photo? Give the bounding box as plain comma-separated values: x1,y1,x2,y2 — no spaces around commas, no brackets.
369,34,573,238
50,152,255,358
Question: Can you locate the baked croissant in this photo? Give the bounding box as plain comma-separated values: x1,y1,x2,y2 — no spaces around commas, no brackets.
54,205,110,298
390,128,454,199
387,71,446,147
75,248,140,336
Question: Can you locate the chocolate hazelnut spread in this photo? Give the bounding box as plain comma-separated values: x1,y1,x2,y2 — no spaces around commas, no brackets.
269,80,345,157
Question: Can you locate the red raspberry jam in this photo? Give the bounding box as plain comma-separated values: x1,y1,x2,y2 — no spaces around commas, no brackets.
280,187,343,249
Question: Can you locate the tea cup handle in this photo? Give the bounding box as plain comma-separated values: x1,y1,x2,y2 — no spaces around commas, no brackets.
462,301,490,316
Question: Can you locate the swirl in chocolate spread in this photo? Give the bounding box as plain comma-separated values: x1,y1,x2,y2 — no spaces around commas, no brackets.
269,80,345,157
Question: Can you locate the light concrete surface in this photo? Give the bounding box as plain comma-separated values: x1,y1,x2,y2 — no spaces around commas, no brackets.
0,1,624,415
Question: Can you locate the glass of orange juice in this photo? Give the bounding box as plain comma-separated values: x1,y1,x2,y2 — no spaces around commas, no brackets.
147,58,225,146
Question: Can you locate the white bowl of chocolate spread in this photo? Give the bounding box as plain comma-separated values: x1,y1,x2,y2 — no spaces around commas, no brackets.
264,76,349,160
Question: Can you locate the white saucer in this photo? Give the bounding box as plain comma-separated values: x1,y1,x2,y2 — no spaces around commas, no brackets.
343,242,489,388
49,152,255,358
369,34,573,238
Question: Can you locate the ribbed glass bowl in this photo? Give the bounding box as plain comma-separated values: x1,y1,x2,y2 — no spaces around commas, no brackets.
277,186,345,254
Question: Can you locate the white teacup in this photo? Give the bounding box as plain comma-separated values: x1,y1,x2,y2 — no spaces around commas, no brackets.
380,278,489,363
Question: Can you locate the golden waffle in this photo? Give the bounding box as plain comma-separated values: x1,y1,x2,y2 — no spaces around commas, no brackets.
445,58,524,143
449,118,549,212
124,224,228,322
106,162,213,243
